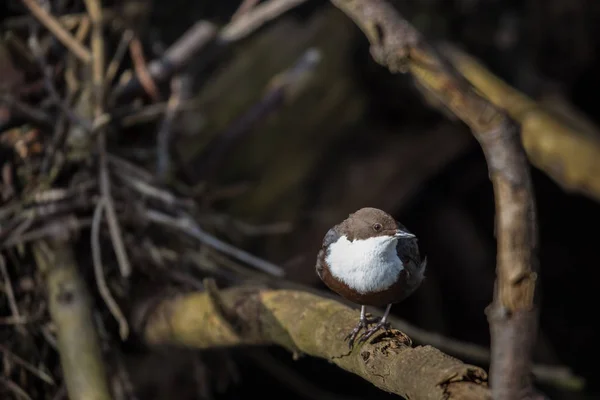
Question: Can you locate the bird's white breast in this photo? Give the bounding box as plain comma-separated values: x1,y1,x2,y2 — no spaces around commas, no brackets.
325,235,403,294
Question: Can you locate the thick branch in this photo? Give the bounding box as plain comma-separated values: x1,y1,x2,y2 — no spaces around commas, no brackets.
328,1,538,399
32,240,111,400
443,46,600,203
138,287,490,400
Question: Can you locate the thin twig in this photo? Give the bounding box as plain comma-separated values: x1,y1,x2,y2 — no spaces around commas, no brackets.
74,15,91,43
129,35,161,102
0,344,55,385
0,93,53,126
19,0,91,63
91,200,129,340
2,11,117,30
0,376,33,400
231,0,261,20
114,169,194,210
143,209,285,277
156,75,186,180
105,29,134,86
85,0,132,278
111,21,216,102
0,255,23,332
2,217,92,248
98,139,132,278
83,0,105,114
220,0,309,42
27,29,93,132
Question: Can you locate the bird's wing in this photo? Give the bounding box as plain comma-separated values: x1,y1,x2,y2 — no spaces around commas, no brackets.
315,226,341,279
395,221,426,283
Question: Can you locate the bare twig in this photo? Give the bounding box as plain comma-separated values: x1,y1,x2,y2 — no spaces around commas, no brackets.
0,255,22,332
91,200,129,340
0,316,29,325
83,0,105,113
0,344,55,385
85,0,132,279
139,287,490,400
27,29,93,132
2,216,92,248
2,11,117,30
143,209,285,277
114,169,193,209
129,36,161,102
74,15,91,43
0,93,53,126
99,141,132,278
220,0,309,42
19,0,91,63
328,1,539,398
0,376,33,400
231,0,261,20
156,75,187,180
105,29,134,86
111,21,216,102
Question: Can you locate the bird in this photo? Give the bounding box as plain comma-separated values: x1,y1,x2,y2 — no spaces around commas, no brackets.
315,207,427,348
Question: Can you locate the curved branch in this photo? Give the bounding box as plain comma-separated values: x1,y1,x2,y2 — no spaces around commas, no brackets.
443,45,600,203
327,1,539,399
138,287,490,400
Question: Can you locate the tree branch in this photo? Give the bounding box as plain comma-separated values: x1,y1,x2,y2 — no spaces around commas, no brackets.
138,287,490,400
32,239,111,400
20,0,92,63
327,1,539,399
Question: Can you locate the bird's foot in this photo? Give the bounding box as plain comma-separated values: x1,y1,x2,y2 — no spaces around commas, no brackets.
357,318,391,344
344,318,370,349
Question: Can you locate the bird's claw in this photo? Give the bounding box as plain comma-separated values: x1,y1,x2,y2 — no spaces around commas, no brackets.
344,316,391,349
357,319,391,344
344,319,368,349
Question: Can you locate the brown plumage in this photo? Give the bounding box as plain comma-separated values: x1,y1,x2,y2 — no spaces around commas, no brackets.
315,207,426,347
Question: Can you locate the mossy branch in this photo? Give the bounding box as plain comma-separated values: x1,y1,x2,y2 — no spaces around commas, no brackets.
138,287,490,400
443,45,600,202
33,240,111,400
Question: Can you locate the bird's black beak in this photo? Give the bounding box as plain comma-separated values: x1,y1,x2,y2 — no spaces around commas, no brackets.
395,229,415,239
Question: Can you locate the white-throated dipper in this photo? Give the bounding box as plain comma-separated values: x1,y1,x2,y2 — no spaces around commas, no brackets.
315,207,427,347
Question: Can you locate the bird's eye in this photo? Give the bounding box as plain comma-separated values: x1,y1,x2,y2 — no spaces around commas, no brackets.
373,223,382,232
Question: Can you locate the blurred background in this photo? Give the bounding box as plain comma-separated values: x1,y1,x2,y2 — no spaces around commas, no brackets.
2,0,600,399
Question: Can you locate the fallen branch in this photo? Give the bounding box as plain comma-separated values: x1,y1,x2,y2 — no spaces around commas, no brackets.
328,1,539,399
138,287,490,400
32,240,111,400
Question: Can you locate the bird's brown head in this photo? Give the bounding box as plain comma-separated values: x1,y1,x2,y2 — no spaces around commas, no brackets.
342,207,412,241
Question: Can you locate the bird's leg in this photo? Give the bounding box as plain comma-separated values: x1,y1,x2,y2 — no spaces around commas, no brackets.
344,305,369,348
357,304,392,344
